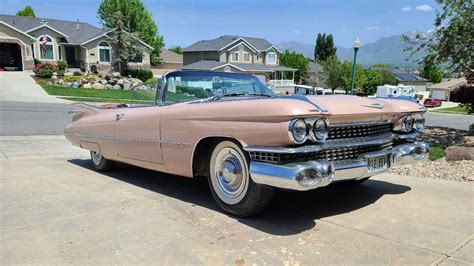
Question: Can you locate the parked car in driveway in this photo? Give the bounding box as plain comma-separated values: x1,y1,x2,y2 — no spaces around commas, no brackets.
65,71,429,217
424,98,442,108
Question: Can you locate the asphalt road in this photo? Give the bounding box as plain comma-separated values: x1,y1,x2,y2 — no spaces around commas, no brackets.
0,135,473,264
425,111,474,131
0,101,472,136
0,101,72,135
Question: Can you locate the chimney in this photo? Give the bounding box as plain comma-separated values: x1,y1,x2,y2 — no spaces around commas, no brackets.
76,19,80,30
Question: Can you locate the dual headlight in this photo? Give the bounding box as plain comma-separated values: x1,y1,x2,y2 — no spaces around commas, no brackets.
394,113,425,133
288,118,328,144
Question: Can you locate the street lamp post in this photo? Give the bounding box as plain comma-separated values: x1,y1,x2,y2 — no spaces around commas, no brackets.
349,38,361,95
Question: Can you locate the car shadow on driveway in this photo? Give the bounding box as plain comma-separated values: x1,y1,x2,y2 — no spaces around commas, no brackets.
68,159,411,236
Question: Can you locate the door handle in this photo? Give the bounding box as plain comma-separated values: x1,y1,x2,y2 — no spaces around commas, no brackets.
116,114,125,121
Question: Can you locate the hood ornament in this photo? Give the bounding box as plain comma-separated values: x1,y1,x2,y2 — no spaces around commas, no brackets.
361,103,385,109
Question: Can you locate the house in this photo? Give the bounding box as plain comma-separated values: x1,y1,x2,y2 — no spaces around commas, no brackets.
182,35,297,93
429,78,467,101
0,14,153,72
373,67,428,92
151,48,183,77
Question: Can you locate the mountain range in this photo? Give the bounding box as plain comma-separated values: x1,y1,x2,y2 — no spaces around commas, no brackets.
277,34,427,67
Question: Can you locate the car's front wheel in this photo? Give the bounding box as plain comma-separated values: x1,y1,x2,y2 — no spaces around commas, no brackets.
208,140,273,217
90,151,115,171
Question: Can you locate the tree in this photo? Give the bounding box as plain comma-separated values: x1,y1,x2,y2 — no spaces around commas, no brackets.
451,85,473,114
16,6,36,17
361,69,383,95
169,46,183,54
420,56,443,83
321,55,342,93
314,33,337,62
106,11,143,73
279,50,310,83
340,61,365,94
98,0,164,66
376,70,397,85
402,0,472,74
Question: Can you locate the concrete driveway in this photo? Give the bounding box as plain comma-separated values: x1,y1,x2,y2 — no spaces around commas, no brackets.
0,72,68,103
1,135,473,264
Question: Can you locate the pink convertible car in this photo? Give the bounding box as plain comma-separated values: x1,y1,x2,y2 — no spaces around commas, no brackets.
65,71,429,216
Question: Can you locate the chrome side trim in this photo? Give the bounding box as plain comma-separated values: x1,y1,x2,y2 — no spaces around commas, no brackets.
64,132,190,145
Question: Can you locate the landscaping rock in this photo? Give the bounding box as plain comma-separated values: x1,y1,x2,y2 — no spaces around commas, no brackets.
104,84,113,89
123,80,132,90
100,79,108,85
112,84,121,90
445,146,474,162
83,83,92,89
92,83,105,89
117,79,124,85
113,72,120,78
72,81,80,88
52,75,57,80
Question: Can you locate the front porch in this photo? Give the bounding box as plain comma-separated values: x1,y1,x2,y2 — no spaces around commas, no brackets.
268,67,297,88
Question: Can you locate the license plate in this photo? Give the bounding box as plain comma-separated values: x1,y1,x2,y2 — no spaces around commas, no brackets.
367,154,389,173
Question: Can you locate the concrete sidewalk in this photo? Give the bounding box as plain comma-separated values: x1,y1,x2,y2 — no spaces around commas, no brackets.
1,135,473,264
0,72,68,103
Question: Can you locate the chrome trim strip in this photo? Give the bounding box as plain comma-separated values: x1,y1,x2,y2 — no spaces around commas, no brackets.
64,132,190,145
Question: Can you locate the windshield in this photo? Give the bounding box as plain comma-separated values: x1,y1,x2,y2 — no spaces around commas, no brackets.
162,71,274,103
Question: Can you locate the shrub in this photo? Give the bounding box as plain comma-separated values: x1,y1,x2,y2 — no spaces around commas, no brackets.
122,68,153,82
34,58,42,65
34,63,56,78
451,85,473,114
57,60,68,71
470,124,474,132
64,75,82,82
36,69,53,78
57,69,65,76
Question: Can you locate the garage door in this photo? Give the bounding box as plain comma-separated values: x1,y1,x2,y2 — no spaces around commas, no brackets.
0,43,22,71
432,89,446,100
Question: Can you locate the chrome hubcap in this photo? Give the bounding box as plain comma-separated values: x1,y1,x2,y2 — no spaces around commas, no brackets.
213,147,248,204
91,151,102,165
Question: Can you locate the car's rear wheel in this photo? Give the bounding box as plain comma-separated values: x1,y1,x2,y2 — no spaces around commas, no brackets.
208,140,273,217
90,151,115,171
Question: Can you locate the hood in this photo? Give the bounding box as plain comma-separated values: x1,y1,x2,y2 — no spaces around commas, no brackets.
305,95,425,115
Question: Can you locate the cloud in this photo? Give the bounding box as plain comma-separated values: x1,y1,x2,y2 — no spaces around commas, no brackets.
294,30,300,34
401,6,412,12
366,26,380,31
415,4,434,12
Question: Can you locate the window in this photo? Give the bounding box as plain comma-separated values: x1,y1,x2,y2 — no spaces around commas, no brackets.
243,52,251,62
39,36,54,60
98,41,111,63
230,52,239,62
266,52,276,64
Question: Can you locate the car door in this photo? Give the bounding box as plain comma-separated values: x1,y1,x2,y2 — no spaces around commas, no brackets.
113,106,163,164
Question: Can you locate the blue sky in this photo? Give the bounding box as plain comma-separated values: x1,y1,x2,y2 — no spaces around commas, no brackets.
0,0,439,48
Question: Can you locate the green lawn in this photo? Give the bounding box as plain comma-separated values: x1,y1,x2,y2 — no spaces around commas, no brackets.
431,106,471,115
38,81,192,103
428,144,445,161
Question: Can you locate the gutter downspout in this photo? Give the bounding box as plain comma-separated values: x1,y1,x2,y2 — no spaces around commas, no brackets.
80,45,89,72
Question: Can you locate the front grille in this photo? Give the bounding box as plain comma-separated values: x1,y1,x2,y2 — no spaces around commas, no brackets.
328,123,392,140
250,142,393,164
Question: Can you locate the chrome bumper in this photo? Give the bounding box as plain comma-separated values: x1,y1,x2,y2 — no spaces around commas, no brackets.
249,141,429,191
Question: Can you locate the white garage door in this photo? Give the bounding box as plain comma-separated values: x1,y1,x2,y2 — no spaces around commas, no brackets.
432,89,446,100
